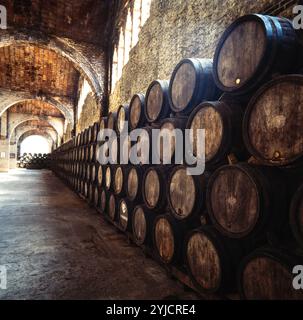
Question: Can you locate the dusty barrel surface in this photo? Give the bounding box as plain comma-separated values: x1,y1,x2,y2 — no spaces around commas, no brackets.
243,75,303,167
105,165,113,191
169,58,219,114
206,163,287,239
108,193,118,222
107,112,117,132
186,100,245,165
157,117,187,164
132,205,156,246
117,104,130,134
153,214,185,265
145,80,171,123
238,247,303,300
290,184,303,248
168,165,208,222
94,186,100,208
100,188,108,214
186,226,243,293
97,164,103,186
113,165,129,196
118,198,134,232
143,166,171,211
129,93,146,129
213,14,298,95
126,166,146,202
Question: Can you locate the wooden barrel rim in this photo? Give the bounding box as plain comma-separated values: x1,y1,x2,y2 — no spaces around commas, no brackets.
186,101,232,163
129,93,145,129
185,228,225,293
238,248,302,300
127,167,139,200
117,104,129,133
207,164,261,238
213,14,277,93
132,205,147,245
243,74,303,166
143,167,163,209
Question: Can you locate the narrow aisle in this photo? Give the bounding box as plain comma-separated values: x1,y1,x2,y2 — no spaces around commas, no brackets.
0,169,195,300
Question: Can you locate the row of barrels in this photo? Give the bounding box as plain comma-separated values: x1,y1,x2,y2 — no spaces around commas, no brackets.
50,12,303,299
17,153,50,169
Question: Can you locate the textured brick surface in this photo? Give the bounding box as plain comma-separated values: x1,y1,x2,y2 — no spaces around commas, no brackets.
109,0,297,109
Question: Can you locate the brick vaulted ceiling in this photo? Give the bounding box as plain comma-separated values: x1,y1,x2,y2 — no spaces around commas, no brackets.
2,0,111,46
0,0,113,128
9,100,64,118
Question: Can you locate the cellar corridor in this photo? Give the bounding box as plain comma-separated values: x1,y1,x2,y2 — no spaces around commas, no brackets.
0,169,195,300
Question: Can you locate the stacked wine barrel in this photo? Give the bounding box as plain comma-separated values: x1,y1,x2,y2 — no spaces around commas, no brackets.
50,14,303,300
17,153,50,169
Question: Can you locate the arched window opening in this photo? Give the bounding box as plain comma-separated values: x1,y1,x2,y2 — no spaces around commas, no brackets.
20,135,51,155
124,10,132,66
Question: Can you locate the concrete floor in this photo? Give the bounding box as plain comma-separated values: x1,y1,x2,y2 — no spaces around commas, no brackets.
0,169,196,300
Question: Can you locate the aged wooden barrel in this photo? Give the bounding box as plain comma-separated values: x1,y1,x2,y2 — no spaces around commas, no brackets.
88,183,94,203
126,166,146,202
85,163,91,182
132,205,156,246
92,122,100,143
97,164,103,186
145,80,171,123
117,104,130,134
157,117,187,164
94,186,100,208
100,188,108,214
108,193,118,222
186,226,243,293
90,163,96,183
168,165,209,222
153,214,185,265
113,165,129,196
290,184,303,248
169,58,220,114
243,75,303,167
239,247,303,300
206,163,287,239
118,198,134,232
84,181,89,198
186,100,245,165
89,144,96,163
105,165,112,191
129,93,146,129
99,117,108,141
143,166,171,211
107,112,117,132
87,126,93,144
213,14,298,95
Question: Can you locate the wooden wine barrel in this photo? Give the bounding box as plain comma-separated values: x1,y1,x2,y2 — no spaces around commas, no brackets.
99,117,108,141
94,186,100,208
84,181,89,198
105,166,112,191
206,163,287,239
168,165,209,222
92,122,100,143
97,164,103,186
243,75,303,167
90,163,96,183
108,193,118,222
169,58,220,114
129,93,146,130
88,183,94,203
89,144,96,163
113,165,129,196
132,205,156,246
187,100,245,165
186,226,244,294
87,126,93,144
143,166,171,211
213,14,297,95
126,166,146,202
239,247,303,300
117,104,129,134
290,184,303,248
145,80,171,123
84,128,89,145
85,163,91,182
107,112,117,132
153,214,185,265
157,117,187,164
100,188,108,214
118,198,134,232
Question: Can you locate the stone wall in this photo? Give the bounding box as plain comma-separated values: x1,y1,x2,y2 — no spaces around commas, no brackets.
109,0,298,110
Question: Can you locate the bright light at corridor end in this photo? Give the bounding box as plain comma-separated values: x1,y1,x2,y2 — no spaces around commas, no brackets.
20,135,51,155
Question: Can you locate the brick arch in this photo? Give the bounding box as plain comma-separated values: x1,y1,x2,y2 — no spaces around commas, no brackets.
0,28,104,106
9,116,63,142
0,92,74,125
17,129,55,156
